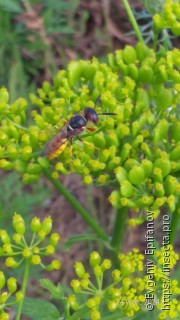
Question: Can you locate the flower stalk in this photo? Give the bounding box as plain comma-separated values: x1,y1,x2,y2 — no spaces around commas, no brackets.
43,167,109,242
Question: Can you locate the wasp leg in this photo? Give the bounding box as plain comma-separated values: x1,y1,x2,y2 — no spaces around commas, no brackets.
69,138,74,170
87,127,96,132
77,136,100,151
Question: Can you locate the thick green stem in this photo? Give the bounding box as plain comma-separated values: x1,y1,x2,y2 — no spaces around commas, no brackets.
170,205,180,244
15,259,31,320
121,0,144,43
110,207,127,251
43,168,109,242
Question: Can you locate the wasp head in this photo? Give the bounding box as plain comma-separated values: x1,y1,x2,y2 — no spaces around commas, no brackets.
84,107,98,124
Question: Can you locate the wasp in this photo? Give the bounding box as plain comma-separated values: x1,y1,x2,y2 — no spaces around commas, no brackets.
46,104,116,160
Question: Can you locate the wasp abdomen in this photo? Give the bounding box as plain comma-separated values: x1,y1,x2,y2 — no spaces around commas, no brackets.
46,131,68,160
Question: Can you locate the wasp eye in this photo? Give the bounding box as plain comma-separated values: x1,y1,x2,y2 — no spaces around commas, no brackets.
84,107,98,123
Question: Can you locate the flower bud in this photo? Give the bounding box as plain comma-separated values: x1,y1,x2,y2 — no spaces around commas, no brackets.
101,259,112,271
74,262,86,278
0,132,9,146
5,257,18,268
27,163,42,175
107,301,118,312
41,216,52,235
120,261,131,276
155,197,167,207
86,298,97,309
120,143,131,162
67,295,80,311
22,173,39,184
33,247,40,254
156,86,173,110
0,230,11,244
122,277,132,290
90,251,101,267
122,46,137,64
153,168,163,183
111,269,121,282
7,145,18,160
70,279,81,293
93,132,106,148
136,42,149,61
120,198,137,208
30,217,41,232
170,121,180,143
108,53,116,69
50,233,60,246
115,166,128,182
141,159,153,177
14,159,27,173
128,217,144,226
139,65,153,83
94,265,103,277
134,89,150,117
31,255,41,265
45,259,61,271
108,190,120,208
91,309,101,320
141,142,152,158
38,230,46,241
80,278,90,289
45,245,55,255
166,195,176,213
164,175,178,195
7,277,17,293
128,166,145,185
23,248,32,258
21,146,32,161
0,292,8,304
0,159,13,170
170,145,180,161
154,158,171,177
15,291,24,302
0,271,5,290
13,213,25,235
154,182,165,197
84,175,93,185
128,63,138,80
120,180,134,198
137,196,154,207
0,312,9,320
153,119,169,145
3,244,13,255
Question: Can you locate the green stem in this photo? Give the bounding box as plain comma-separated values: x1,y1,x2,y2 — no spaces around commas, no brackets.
15,259,31,320
67,306,90,320
110,207,127,251
170,205,180,244
43,167,109,242
121,0,144,43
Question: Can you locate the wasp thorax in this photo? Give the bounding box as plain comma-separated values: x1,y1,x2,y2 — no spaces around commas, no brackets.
84,107,99,123
68,114,87,132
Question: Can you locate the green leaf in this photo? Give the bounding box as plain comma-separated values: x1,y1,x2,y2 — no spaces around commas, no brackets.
40,279,63,299
64,233,99,251
19,297,60,320
0,0,22,13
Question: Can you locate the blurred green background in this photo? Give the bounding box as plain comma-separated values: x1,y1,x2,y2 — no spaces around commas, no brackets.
0,0,144,102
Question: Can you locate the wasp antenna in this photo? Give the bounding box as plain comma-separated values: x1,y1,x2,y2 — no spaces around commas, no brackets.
97,112,117,115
